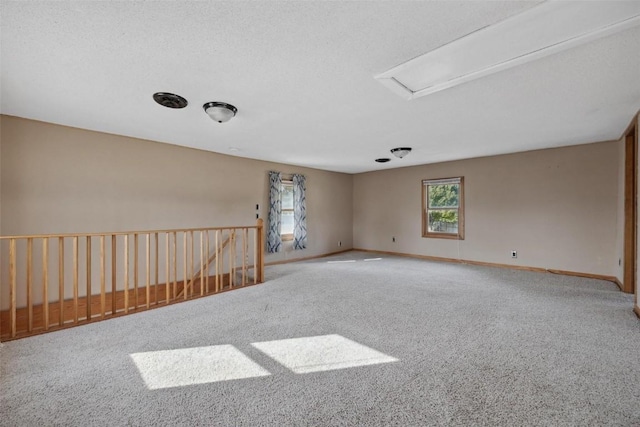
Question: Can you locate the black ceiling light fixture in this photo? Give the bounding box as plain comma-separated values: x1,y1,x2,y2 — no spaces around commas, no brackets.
375,158,391,163
203,102,238,123
391,147,412,158
153,92,188,109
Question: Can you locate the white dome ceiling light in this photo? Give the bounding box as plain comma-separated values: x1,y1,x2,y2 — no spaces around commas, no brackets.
203,102,238,123
391,147,412,159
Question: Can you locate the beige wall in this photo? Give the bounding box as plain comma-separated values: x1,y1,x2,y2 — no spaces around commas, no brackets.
353,141,620,277
0,114,633,309
0,115,353,264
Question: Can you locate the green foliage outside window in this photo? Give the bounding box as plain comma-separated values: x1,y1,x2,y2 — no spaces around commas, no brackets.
428,184,459,224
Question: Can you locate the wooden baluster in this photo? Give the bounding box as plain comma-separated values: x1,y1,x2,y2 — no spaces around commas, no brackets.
227,231,231,289
229,231,234,289
233,231,237,287
111,235,117,314
226,231,229,288
215,230,220,292
42,238,49,330
242,228,247,286
154,233,159,305
100,236,105,318
219,230,225,291
235,230,238,286
124,235,129,314
86,236,91,320
165,232,170,304
172,231,177,300
146,234,150,309
253,227,258,285
73,236,79,323
256,219,264,283
9,239,17,338
26,238,33,332
190,230,194,297
239,229,244,286
200,231,204,296
58,237,64,326
134,234,139,309
236,230,239,286
225,231,228,287
205,231,210,294
183,232,187,300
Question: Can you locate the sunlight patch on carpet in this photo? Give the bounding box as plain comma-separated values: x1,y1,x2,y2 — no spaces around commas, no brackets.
251,334,398,374
130,345,271,390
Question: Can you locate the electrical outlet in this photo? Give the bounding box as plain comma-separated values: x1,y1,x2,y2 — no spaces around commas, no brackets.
511,250,517,259
392,236,396,242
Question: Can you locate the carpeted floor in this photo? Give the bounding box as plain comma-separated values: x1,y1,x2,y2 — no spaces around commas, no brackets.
1,251,639,426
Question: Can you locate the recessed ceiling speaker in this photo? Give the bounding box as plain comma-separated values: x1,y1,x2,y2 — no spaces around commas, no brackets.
153,92,188,109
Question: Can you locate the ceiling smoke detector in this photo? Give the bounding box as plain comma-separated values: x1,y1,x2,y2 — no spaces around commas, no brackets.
153,92,188,109
203,102,238,123
391,147,412,158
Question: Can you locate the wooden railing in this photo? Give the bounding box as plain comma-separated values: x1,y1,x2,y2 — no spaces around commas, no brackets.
0,219,264,341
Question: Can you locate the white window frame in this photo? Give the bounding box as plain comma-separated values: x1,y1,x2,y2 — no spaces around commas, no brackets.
281,180,294,241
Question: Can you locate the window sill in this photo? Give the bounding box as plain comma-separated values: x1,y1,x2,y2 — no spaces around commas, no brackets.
422,232,464,240
282,234,294,242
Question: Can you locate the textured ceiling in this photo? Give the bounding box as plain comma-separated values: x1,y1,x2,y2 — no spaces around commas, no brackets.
1,1,639,174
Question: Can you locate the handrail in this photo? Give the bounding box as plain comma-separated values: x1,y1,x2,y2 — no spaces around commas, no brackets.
0,219,265,341
0,224,261,240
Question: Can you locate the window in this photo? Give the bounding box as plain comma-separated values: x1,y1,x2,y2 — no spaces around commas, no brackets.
422,177,464,240
267,171,307,253
281,181,294,241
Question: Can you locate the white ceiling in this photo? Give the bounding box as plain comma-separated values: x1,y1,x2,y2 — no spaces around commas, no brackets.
1,1,639,174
